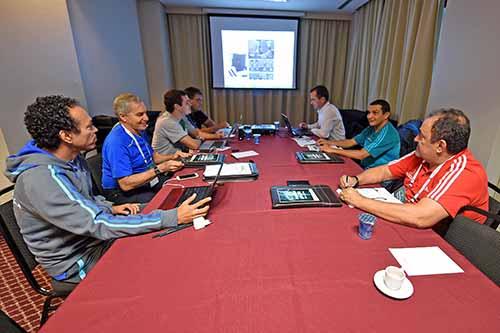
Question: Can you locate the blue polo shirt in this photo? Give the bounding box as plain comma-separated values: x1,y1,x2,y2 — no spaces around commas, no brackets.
101,124,154,190
354,122,400,169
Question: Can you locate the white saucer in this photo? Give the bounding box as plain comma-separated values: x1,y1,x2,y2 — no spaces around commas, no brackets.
373,270,414,299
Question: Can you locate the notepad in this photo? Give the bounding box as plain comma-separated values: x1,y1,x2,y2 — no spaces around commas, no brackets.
292,136,316,147
389,247,464,276
204,163,253,177
356,187,402,204
231,150,259,159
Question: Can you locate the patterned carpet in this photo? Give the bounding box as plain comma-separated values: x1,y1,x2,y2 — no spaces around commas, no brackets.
0,235,59,332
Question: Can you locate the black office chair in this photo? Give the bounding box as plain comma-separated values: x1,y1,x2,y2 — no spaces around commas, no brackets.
0,185,77,327
445,213,500,286
86,152,104,196
0,309,26,333
461,181,500,230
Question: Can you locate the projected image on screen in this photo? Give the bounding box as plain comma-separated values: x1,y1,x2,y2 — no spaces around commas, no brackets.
210,16,298,89
221,30,294,88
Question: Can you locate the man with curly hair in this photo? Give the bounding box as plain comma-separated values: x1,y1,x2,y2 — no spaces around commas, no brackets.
4,95,211,284
338,108,489,233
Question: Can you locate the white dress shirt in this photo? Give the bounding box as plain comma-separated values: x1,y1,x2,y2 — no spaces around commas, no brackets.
308,102,346,140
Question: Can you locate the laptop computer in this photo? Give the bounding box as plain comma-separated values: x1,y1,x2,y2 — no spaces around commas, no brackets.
199,139,228,152
219,123,239,138
281,113,312,137
158,163,223,210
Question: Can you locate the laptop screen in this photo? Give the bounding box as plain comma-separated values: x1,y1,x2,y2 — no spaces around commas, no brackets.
280,113,294,136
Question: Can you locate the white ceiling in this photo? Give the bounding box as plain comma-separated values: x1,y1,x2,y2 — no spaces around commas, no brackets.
160,0,370,14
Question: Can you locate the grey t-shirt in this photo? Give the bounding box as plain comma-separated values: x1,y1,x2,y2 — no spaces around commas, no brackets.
152,113,198,154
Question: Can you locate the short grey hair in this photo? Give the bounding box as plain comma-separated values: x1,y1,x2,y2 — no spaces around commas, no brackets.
112,93,142,117
427,108,470,154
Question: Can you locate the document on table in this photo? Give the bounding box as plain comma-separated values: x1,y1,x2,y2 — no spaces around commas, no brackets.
356,187,402,204
336,187,401,207
292,136,316,147
204,163,252,177
389,246,464,276
231,150,259,159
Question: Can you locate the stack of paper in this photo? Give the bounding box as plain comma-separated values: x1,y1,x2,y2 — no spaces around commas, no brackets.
231,150,259,159
204,163,253,177
292,136,316,147
356,187,402,204
389,247,464,276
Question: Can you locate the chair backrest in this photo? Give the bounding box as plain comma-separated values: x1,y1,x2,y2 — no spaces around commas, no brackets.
85,153,103,196
0,195,48,295
445,214,500,286
146,110,161,145
0,309,27,333
92,115,118,153
487,182,500,230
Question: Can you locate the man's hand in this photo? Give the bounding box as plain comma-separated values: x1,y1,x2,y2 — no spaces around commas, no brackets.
174,150,192,160
317,138,332,146
215,131,225,139
112,203,141,215
158,160,184,173
338,187,364,207
339,175,359,189
298,122,308,129
320,145,335,154
216,121,230,130
177,194,211,224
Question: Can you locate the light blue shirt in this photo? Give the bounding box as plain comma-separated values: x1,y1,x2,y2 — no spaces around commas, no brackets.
354,122,400,168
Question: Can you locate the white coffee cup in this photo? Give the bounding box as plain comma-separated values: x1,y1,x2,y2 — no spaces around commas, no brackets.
383,266,406,290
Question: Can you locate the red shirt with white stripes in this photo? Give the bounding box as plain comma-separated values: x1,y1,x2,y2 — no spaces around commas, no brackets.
388,149,489,223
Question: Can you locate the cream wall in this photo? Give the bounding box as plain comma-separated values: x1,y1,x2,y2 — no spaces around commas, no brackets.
0,0,87,152
427,0,500,187
137,0,175,110
66,0,151,114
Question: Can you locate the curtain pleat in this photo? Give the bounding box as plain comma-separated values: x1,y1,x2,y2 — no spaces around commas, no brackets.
343,0,443,123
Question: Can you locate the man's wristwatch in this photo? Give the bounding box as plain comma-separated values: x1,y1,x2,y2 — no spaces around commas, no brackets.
153,165,162,176
352,176,359,188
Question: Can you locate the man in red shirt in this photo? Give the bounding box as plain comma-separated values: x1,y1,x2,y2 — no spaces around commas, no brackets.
338,108,489,230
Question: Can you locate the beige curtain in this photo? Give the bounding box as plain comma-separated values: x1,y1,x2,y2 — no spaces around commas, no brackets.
167,14,212,114
343,0,444,123
167,15,350,125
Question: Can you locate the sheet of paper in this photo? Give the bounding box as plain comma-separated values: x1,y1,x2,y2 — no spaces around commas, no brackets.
292,136,316,147
193,216,211,230
389,246,464,276
204,163,252,177
356,187,402,204
231,150,259,159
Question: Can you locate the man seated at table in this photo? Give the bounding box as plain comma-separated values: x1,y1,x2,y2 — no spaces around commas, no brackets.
152,89,223,156
185,86,228,133
298,85,345,140
102,93,188,204
338,108,488,233
317,99,400,169
4,95,210,284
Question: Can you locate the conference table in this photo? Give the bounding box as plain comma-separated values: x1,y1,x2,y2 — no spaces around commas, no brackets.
41,132,500,332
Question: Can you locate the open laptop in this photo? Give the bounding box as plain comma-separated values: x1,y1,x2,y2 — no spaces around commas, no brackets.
219,123,239,138
199,139,227,152
159,163,223,210
281,113,312,137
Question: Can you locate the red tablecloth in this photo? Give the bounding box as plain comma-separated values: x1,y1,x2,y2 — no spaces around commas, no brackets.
41,133,500,332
